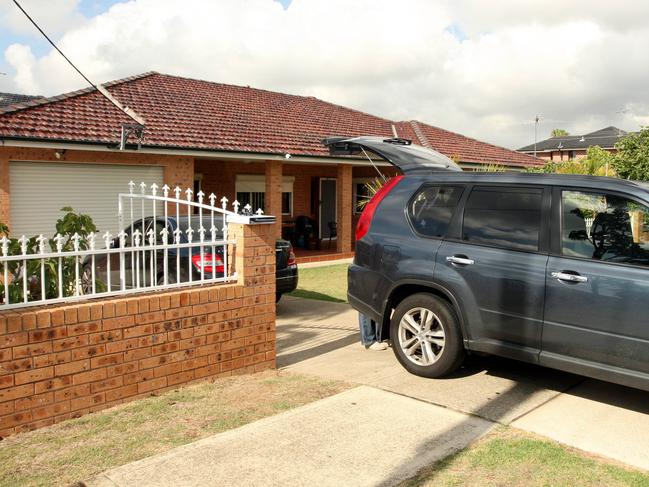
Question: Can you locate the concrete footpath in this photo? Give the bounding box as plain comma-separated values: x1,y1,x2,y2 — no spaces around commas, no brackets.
88,386,491,487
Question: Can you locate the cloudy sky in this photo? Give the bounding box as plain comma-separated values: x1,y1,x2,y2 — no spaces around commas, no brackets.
1,0,648,149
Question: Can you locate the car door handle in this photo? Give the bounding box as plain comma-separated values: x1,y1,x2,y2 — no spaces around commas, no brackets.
551,271,588,283
446,256,475,266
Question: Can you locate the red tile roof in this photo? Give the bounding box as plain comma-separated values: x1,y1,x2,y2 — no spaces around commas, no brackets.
399,121,542,167
0,72,541,167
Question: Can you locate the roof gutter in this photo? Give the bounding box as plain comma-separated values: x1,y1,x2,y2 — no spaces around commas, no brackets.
0,137,537,170
0,137,392,166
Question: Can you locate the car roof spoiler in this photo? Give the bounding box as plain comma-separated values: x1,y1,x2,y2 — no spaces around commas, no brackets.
322,136,461,174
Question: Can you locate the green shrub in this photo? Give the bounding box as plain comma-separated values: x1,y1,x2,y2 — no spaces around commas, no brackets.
0,207,102,304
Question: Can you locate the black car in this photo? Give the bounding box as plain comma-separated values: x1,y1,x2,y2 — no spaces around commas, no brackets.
83,216,298,301
327,136,649,392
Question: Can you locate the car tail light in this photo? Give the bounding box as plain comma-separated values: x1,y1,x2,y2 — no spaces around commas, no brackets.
287,248,297,267
356,176,404,241
192,254,224,273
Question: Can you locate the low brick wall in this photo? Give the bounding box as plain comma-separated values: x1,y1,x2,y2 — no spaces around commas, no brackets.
0,222,276,437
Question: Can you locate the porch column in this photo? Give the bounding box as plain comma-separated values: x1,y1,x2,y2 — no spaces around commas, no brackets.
0,152,9,228
265,160,283,239
336,164,352,253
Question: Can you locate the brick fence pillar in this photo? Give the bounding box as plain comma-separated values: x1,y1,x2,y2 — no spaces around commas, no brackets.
230,221,276,288
230,219,277,363
264,160,283,239
336,164,352,253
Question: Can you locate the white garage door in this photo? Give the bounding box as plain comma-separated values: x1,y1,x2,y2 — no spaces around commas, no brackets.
9,162,164,239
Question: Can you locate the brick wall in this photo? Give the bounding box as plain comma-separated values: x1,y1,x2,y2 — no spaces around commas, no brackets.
0,222,276,437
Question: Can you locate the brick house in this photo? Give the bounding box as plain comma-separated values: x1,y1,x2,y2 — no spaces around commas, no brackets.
517,126,628,162
0,72,541,261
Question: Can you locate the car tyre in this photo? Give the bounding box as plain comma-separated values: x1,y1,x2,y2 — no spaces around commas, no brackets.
390,293,464,378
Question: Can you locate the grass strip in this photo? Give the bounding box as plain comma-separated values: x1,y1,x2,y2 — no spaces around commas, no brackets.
0,371,350,487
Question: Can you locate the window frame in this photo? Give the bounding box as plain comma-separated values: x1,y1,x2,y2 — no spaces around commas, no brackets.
281,191,293,216
234,174,294,217
406,183,465,240
453,184,551,254
551,186,649,269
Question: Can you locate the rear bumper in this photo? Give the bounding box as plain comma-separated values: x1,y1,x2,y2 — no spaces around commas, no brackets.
348,291,383,324
276,266,298,294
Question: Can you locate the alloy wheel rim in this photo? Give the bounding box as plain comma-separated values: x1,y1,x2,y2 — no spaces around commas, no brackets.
398,307,445,366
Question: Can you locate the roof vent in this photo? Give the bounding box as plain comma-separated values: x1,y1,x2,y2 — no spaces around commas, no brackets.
580,136,586,142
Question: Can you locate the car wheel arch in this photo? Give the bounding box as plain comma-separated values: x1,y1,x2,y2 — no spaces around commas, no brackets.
381,280,470,342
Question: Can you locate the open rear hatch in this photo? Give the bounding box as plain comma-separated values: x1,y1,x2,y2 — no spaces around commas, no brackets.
322,136,461,174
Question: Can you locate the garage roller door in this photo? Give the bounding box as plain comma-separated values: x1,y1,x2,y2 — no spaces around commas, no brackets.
9,162,164,240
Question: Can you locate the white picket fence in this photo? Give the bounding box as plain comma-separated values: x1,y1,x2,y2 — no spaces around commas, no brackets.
0,182,271,310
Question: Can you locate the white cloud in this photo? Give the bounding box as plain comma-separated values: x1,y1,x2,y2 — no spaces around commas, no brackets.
0,0,86,36
4,43,38,93
1,0,649,149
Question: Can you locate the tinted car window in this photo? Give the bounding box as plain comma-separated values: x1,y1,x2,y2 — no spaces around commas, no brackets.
408,185,463,237
562,190,649,266
463,186,543,251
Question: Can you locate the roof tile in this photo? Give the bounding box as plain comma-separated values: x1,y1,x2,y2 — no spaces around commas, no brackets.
0,72,541,167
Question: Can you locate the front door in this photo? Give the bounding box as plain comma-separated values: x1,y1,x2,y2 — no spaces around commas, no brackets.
541,188,649,386
319,178,337,239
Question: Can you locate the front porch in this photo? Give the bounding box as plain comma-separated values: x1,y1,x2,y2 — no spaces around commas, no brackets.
195,158,397,261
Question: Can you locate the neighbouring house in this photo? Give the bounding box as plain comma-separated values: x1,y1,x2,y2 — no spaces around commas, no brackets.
0,71,541,262
517,126,629,162
0,91,44,109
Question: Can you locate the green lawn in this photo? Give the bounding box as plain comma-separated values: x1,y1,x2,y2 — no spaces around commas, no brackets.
0,371,350,487
401,427,649,487
288,263,349,302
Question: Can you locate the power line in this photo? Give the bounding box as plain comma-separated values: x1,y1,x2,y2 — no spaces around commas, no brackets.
12,0,94,87
11,0,145,127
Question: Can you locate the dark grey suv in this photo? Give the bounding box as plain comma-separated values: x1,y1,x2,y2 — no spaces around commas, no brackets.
326,136,649,392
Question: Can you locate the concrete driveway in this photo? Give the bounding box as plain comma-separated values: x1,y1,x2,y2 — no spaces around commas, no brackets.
277,295,649,471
